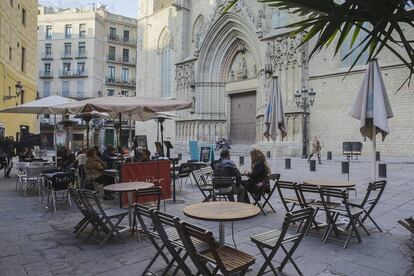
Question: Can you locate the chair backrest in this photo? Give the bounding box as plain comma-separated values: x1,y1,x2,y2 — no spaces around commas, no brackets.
269,173,281,181
42,164,58,174
68,187,88,215
135,187,162,211
200,166,213,177
212,175,236,190
26,166,43,178
178,163,193,177
176,220,219,275
318,187,351,214
50,172,74,190
150,210,181,248
192,169,208,187
362,180,387,206
276,181,301,211
278,207,315,245
17,162,29,172
133,203,156,236
297,184,321,208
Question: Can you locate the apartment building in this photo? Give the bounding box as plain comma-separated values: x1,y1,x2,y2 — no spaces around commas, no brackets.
37,5,137,150
0,0,38,139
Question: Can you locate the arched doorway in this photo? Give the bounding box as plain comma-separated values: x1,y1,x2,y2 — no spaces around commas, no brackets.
195,13,263,145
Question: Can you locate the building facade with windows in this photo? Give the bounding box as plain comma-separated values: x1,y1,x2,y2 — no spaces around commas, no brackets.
37,5,137,150
136,0,414,157
0,0,38,139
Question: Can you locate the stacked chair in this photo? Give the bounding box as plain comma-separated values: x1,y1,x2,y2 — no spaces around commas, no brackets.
69,188,128,248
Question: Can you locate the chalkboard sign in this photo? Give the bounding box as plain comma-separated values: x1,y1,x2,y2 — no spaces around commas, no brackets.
134,135,148,149
200,147,212,162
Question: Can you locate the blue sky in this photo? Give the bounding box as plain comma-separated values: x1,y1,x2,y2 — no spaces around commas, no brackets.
40,0,138,18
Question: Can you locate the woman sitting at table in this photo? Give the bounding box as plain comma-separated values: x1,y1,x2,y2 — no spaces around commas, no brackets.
242,149,271,203
85,149,115,200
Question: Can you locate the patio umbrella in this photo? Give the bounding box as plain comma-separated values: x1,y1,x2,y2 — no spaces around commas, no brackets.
0,95,77,160
349,59,394,181
50,96,192,156
74,111,109,150
263,76,287,171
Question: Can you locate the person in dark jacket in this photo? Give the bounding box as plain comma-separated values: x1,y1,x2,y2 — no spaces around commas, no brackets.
101,145,116,169
213,149,246,202
3,137,16,178
242,149,271,203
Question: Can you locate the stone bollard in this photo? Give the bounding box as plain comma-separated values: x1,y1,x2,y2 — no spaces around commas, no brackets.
178,153,182,161
239,156,244,166
376,151,381,161
327,151,332,160
378,163,387,178
285,158,291,169
342,161,349,174
310,160,316,171
266,151,271,158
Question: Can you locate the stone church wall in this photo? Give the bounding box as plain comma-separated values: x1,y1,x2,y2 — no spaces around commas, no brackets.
137,0,414,158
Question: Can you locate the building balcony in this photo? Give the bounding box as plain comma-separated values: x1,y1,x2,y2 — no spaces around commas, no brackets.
105,77,136,88
107,55,136,66
40,52,53,60
59,69,88,78
75,51,87,59
108,34,136,46
39,70,53,78
61,51,73,59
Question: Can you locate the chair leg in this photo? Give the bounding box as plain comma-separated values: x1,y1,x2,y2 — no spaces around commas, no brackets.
279,244,303,275
256,244,279,276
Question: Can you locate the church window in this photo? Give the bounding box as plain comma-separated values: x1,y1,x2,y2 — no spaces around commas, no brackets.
158,28,173,98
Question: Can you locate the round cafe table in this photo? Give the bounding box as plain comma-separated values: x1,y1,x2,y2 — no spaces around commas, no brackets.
104,182,154,227
303,179,355,188
183,202,260,245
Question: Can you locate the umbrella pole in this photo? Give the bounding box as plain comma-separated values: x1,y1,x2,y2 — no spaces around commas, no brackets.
119,112,122,158
372,126,377,182
54,115,58,164
272,140,276,173
128,114,132,153
86,119,90,150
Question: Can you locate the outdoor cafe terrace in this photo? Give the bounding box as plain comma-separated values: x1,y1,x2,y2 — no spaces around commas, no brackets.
0,156,413,276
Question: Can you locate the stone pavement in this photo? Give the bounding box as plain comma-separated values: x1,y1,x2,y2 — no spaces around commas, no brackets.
0,158,413,276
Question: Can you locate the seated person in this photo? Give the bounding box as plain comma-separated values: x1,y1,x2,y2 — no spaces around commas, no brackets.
84,149,114,200
213,149,245,202
20,147,35,161
92,146,102,158
75,148,87,178
60,148,75,170
101,145,116,169
242,149,271,203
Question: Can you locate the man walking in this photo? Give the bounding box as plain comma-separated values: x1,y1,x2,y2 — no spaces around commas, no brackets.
3,137,16,178
308,137,322,164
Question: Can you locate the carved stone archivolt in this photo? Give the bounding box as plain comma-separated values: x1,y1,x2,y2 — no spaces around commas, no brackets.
207,0,265,39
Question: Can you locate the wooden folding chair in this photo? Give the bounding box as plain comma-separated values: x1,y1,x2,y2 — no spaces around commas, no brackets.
192,169,214,202
319,187,370,249
212,176,238,201
68,187,91,237
132,204,170,275
150,210,195,276
134,186,165,212
250,208,314,276
176,220,255,276
275,180,302,213
348,180,387,232
81,190,128,248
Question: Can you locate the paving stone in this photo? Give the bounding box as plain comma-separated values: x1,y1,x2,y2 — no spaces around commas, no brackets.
0,159,413,275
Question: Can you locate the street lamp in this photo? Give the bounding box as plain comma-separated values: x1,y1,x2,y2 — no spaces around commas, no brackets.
295,86,316,158
3,81,23,101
